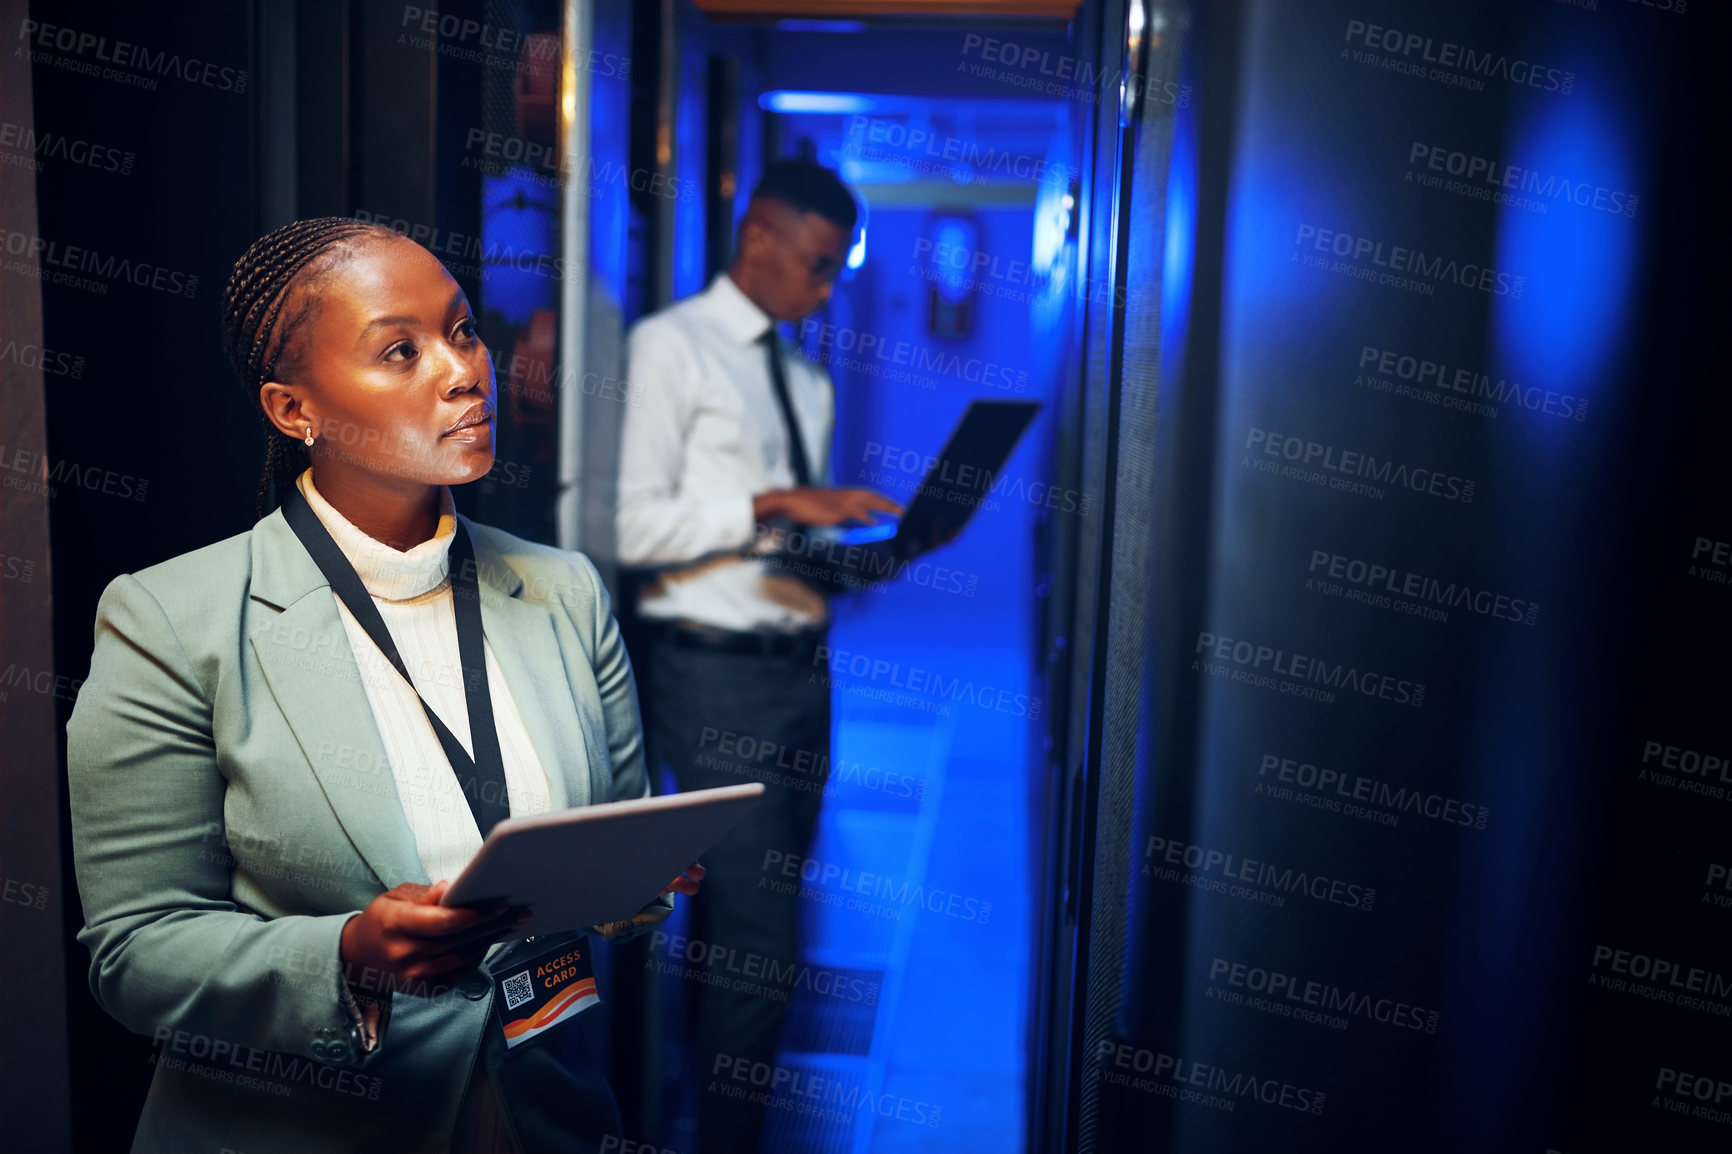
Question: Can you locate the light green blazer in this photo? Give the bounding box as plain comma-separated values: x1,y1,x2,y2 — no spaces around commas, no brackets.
66,504,671,1154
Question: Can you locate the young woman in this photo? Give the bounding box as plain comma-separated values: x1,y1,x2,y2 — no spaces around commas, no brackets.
66,217,699,1154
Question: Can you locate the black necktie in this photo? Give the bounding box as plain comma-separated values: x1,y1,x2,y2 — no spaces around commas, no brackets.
757,328,812,488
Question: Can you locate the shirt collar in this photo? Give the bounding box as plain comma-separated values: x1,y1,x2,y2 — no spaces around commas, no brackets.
294,467,456,602
705,272,776,344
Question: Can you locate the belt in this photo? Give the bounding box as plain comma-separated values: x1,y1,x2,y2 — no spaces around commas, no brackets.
649,619,827,658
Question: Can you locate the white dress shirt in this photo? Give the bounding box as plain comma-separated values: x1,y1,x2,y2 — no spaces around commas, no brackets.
618,272,833,632
295,468,552,886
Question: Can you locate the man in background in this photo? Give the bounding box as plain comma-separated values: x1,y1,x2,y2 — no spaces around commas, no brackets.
617,159,897,1152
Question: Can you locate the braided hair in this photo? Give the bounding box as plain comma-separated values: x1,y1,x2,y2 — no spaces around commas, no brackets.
220,217,400,519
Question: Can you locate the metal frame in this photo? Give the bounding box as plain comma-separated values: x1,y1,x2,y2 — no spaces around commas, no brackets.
556,0,593,552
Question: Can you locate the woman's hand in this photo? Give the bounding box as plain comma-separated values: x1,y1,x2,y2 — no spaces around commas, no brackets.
339,880,529,996
659,861,706,898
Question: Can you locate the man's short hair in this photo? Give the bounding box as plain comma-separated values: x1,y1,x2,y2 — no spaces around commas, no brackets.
750,160,858,233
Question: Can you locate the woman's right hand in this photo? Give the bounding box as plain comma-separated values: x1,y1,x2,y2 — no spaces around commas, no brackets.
339,880,529,996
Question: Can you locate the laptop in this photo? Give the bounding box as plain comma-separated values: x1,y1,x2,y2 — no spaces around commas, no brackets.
764,399,1042,594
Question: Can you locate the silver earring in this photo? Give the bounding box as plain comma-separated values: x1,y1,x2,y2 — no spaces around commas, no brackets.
303,427,315,447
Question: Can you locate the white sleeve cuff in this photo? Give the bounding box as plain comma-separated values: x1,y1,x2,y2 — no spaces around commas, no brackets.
707,492,758,555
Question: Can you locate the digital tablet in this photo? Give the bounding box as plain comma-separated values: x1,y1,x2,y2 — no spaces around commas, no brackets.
439,783,765,939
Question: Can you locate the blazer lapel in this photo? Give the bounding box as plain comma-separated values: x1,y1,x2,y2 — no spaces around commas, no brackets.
247,509,429,889
464,519,598,812
245,508,603,894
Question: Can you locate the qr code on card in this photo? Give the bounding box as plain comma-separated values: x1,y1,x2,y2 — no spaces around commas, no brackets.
502,970,534,1011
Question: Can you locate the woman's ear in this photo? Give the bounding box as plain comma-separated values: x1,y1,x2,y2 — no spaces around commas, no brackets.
258,382,308,441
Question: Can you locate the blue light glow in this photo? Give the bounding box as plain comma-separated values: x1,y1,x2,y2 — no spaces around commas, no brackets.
1031,196,1066,280
773,19,865,33
758,90,879,115
814,201,1043,1154
479,170,556,326
1491,65,1642,443
1160,77,1196,389
930,216,977,304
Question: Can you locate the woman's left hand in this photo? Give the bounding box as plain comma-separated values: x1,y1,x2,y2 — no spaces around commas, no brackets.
659,861,705,898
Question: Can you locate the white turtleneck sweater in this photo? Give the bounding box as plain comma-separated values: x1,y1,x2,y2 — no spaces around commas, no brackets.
295,468,551,885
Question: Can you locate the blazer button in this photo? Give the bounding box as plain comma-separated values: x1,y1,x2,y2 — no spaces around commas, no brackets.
461,976,490,1000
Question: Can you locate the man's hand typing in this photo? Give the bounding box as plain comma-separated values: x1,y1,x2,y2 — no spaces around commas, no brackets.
753,487,901,528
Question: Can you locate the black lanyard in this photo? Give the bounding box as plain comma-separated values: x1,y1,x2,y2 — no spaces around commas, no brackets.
281,487,511,838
